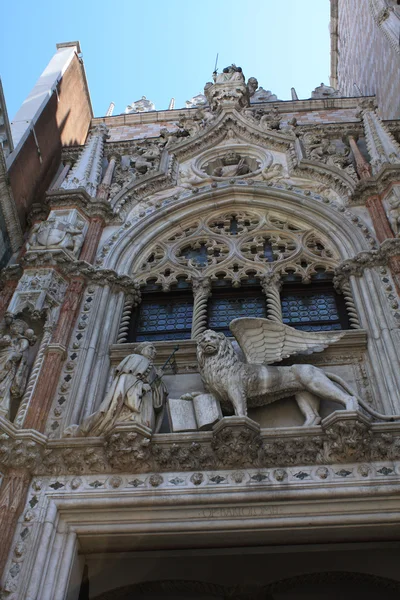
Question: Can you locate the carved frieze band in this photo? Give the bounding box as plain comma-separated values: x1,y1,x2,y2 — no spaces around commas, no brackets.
2,409,400,476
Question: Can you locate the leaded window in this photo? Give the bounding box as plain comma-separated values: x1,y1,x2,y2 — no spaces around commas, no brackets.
208,284,267,336
281,283,349,331
130,294,193,342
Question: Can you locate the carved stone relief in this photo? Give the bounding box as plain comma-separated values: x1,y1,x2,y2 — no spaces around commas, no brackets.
303,133,357,179
26,209,87,259
130,207,339,289
0,315,36,420
7,269,68,317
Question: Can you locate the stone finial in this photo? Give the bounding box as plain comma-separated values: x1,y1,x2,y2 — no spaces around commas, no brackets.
61,124,109,197
311,82,340,99
185,93,207,109
125,96,155,114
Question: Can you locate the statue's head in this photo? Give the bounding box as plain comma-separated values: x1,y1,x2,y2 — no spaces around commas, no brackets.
197,329,224,356
4,312,14,326
136,341,157,360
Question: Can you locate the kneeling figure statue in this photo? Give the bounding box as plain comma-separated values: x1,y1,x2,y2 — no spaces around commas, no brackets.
65,342,167,436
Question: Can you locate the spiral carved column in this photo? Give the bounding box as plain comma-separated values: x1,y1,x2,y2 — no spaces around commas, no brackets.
261,274,283,322
191,278,211,339
117,294,135,343
341,281,361,329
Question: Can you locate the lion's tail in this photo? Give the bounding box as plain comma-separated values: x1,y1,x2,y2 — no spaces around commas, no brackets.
326,372,400,422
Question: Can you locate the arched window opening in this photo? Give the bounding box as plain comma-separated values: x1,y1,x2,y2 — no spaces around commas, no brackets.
281,272,349,332
128,278,193,342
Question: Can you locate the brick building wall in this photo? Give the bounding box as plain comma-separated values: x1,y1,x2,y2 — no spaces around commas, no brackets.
333,0,400,119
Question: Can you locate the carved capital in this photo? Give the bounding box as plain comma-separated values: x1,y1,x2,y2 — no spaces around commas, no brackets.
319,411,372,463
212,417,263,469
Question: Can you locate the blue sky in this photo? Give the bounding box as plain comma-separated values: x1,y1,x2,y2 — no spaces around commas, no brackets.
1,0,331,119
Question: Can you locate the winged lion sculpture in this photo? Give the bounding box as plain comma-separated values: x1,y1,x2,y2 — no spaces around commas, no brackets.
196,318,398,426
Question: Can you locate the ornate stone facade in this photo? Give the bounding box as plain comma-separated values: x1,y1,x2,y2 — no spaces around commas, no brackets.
2,53,400,598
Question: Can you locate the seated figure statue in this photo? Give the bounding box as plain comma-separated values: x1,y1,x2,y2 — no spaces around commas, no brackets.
213,64,245,84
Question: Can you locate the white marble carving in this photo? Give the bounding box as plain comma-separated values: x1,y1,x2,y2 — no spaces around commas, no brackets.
125,96,155,114
168,393,222,432
311,82,340,99
0,315,36,419
196,319,360,425
250,87,279,103
61,124,108,196
360,107,400,173
26,209,87,258
185,94,207,109
8,268,68,316
384,187,400,235
64,342,167,436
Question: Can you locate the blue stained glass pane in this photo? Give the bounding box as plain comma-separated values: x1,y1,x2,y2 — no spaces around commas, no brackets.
208,293,266,336
281,290,342,331
136,296,193,341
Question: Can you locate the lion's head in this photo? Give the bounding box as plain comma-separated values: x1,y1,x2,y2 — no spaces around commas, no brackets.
196,329,239,370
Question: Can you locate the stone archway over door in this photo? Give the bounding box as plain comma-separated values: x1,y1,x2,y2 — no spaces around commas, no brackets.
270,571,400,599
90,580,271,600
89,573,400,600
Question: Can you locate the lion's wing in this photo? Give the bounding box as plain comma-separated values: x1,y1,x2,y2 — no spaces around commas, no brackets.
229,318,345,365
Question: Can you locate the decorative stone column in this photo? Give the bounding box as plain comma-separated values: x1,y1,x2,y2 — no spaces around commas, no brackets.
79,216,105,264
51,161,71,190
261,273,283,322
116,294,135,343
61,124,109,197
0,468,31,578
24,277,85,432
96,154,117,201
361,107,400,174
348,136,372,181
14,320,54,428
365,195,394,242
191,278,211,339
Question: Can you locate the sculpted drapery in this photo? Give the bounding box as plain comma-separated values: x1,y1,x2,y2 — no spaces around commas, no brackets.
65,342,167,436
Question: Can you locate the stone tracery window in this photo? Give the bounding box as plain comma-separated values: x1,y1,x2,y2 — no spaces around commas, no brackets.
127,208,355,340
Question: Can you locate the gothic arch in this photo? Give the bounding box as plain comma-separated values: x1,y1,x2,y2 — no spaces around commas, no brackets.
103,184,373,275
90,572,400,600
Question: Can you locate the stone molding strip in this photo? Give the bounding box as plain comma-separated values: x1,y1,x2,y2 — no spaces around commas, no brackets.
2,409,400,476
14,254,141,298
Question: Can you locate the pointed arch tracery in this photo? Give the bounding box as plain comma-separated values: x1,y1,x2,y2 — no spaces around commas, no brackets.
103,186,373,277
130,206,340,291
